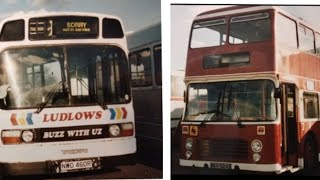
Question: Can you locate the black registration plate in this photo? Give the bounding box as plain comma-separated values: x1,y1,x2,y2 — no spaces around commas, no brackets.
210,162,232,169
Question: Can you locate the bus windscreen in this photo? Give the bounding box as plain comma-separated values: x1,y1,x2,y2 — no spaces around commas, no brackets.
29,16,99,40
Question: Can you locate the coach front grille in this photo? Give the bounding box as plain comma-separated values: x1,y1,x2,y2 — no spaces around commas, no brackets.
199,138,249,161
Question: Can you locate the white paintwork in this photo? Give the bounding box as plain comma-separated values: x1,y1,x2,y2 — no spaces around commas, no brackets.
0,137,136,163
180,159,282,172
0,12,136,165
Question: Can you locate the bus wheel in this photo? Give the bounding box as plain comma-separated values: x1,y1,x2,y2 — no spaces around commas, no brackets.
304,137,317,173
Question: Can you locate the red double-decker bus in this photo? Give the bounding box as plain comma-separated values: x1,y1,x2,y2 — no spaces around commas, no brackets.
179,5,320,174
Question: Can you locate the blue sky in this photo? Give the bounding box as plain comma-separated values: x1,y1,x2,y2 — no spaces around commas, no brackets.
0,0,161,34
171,5,320,71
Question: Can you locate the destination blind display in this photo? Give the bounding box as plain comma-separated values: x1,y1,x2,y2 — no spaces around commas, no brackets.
29,16,99,40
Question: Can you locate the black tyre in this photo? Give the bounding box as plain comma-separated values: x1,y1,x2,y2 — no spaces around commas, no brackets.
304,137,317,174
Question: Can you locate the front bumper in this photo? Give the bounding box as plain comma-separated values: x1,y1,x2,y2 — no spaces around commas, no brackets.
1,153,136,176
179,159,282,173
0,137,136,175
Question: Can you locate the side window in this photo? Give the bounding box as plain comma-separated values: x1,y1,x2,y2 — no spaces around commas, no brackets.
298,25,315,54
276,14,297,49
154,45,162,86
129,48,152,87
316,33,320,56
303,92,319,119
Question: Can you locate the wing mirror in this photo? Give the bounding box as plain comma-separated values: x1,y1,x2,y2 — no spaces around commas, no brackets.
274,87,282,99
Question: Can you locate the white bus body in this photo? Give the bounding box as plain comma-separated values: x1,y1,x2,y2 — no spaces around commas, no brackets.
0,12,136,175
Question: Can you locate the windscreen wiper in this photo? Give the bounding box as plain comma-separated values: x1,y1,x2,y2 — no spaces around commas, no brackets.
232,100,244,128
199,109,215,127
227,86,244,128
76,78,106,110
199,91,226,127
229,98,244,128
94,97,107,110
35,81,63,114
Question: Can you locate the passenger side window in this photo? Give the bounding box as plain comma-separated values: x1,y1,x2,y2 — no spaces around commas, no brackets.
154,45,162,86
129,48,152,87
315,33,320,56
276,14,297,49
303,92,319,119
298,25,315,54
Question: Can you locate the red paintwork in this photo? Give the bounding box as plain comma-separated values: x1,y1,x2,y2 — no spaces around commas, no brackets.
186,9,276,78
278,52,320,90
183,5,320,170
180,124,281,164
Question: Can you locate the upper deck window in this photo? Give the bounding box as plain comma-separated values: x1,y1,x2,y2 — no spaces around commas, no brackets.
191,18,227,48
0,20,25,41
276,14,297,50
316,33,320,55
229,13,271,44
298,25,315,54
102,18,124,38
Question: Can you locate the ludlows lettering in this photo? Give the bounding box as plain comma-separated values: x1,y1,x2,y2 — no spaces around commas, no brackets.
43,111,102,122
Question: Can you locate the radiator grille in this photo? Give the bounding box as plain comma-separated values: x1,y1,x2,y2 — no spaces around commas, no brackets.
199,138,249,161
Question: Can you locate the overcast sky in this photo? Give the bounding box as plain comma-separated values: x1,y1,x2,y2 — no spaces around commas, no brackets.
171,5,320,72
0,0,161,35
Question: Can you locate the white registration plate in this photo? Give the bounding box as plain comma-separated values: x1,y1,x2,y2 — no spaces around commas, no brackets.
60,159,93,172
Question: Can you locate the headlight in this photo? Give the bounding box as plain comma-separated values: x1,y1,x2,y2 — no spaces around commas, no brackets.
253,153,261,162
21,130,33,142
121,123,133,130
2,130,21,137
251,139,262,152
109,125,120,137
1,130,21,144
185,138,193,150
121,123,134,136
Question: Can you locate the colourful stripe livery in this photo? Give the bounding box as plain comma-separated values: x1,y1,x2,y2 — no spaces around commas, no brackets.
109,107,127,120
11,113,34,126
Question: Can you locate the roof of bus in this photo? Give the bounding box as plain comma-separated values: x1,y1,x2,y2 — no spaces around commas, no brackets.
126,22,161,50
195,5,319,33
197,5,265,16
1,11,123,23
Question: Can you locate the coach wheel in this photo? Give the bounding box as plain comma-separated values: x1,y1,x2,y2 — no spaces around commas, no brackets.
304,137,317,172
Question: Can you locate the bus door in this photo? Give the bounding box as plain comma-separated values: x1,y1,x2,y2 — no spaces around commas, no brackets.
281,83,298,166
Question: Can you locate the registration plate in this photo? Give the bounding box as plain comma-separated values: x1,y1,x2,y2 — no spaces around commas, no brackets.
61,159,92,172
51,158,101,173
210,162,232,169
